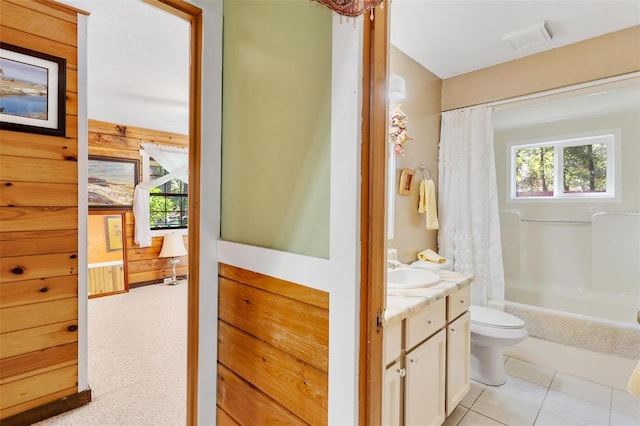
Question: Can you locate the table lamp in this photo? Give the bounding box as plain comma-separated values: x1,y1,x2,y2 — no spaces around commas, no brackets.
159,232,187,285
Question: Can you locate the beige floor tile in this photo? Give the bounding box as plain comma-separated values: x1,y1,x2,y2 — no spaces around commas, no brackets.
612,388,640,418
460,379,486,408
505,357,555,388
534,410,581,426
551,371,612,408
493,374,549,407
459,410,506,426
542,389,610,426
443,405,469,426
611,409,640,426
472,388,539,426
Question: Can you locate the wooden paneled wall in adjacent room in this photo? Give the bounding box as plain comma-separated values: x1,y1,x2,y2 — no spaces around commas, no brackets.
217,263,329,425
0,0,87,420
87,119,188,285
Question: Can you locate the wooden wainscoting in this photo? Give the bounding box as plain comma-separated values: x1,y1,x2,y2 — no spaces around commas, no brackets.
88,264,125,297
87,121,189,286
217,263,329,425
0,0,86,421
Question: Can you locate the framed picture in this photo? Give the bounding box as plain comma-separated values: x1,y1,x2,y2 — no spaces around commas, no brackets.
105,215,123,251
0,42,66,136
88,156,139,208
398,168,415,195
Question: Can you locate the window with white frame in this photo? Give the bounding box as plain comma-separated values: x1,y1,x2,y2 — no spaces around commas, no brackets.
509,132,617,200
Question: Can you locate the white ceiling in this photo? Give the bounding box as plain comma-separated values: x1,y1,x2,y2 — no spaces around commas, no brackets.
59,0,190,134
56,1,640,134
390,0,640,79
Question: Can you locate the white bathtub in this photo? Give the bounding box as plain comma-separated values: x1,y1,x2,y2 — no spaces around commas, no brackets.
500,210,640,326
505,280,639,326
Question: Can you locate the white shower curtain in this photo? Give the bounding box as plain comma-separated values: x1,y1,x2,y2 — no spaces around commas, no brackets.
133,142,189,247
438,105,504,307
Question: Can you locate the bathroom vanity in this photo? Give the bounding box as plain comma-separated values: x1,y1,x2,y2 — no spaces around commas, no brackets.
383,270,473,426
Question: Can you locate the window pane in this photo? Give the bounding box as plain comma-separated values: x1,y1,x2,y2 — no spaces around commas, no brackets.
563,143,607,193
515,146,554,197
148,157,188,230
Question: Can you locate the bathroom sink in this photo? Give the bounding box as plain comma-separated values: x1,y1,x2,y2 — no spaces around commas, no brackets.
387,268,440,289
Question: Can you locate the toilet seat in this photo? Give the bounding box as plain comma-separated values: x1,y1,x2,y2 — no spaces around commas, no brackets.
470,305,525,329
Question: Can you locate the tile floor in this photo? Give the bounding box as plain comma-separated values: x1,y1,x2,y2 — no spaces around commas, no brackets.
443,357,640,426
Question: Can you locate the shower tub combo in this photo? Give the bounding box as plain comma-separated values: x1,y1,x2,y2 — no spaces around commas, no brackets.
499,211,640,388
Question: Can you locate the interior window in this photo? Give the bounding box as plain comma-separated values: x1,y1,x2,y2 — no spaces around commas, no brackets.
149,157,188,229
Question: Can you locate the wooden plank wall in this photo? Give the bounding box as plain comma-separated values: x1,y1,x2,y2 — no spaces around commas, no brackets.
217,263,329,425
87,119,188,285
0,0,80,419
88,264,125,297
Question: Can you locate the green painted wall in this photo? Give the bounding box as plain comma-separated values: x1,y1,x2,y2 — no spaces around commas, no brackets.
221,0,332,258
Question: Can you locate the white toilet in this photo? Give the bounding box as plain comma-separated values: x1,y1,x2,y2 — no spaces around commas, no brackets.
410,260,528,386
469,305,528,386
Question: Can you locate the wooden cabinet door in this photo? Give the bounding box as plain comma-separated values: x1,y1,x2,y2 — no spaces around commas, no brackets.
446,311,471,415
383,361,403,426
405,329,446,426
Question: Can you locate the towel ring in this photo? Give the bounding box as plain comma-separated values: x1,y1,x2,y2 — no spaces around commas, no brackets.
418,164,431,180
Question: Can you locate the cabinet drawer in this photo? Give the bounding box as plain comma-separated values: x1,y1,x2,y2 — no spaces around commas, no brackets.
385,320,402,365
406,298,446,350
448,285,471,321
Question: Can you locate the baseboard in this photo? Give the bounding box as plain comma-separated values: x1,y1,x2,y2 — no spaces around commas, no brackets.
1,389,91,426
129,275,188,289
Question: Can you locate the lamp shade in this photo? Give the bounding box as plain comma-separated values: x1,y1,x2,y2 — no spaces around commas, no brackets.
159,233,187,258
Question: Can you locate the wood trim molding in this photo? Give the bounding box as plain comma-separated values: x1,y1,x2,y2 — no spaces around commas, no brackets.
48,0,90,16
1,389,91,426
359,2,389,425
140,1,202,425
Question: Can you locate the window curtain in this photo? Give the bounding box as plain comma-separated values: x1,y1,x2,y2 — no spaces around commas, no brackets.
437,105,505,307
133,142,188,247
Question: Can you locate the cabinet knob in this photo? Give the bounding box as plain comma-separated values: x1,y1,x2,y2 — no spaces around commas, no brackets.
460,299,465,303
427,320,432,325
409,358,417,365
397,368,406,378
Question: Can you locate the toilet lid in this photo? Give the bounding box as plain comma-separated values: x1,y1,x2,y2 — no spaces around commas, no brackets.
470,305,525,329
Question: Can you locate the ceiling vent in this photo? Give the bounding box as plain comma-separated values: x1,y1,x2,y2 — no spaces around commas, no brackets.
502,21,552,51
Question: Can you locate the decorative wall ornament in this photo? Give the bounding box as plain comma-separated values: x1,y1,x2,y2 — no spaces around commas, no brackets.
88,156,139,208
313,0,383,18
389,104,412,158
0,42,66,136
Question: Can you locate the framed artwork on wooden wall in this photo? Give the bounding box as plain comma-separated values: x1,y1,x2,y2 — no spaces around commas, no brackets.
88,156,139,208
0,42,66,137
398,167,415,195
105,215,123,251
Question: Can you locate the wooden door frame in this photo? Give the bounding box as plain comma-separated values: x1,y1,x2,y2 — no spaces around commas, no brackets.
141,1,389,424
360,2,389,425
140,1,201,424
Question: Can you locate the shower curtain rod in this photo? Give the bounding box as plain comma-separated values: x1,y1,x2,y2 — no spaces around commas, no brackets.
442,71,640,113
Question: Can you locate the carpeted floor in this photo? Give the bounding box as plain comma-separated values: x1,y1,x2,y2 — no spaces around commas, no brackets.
36,282,188,426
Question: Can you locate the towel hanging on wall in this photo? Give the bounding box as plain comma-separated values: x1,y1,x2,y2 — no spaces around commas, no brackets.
419,179,439,230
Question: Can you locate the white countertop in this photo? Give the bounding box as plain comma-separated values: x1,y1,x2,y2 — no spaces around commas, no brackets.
385,269,473,326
